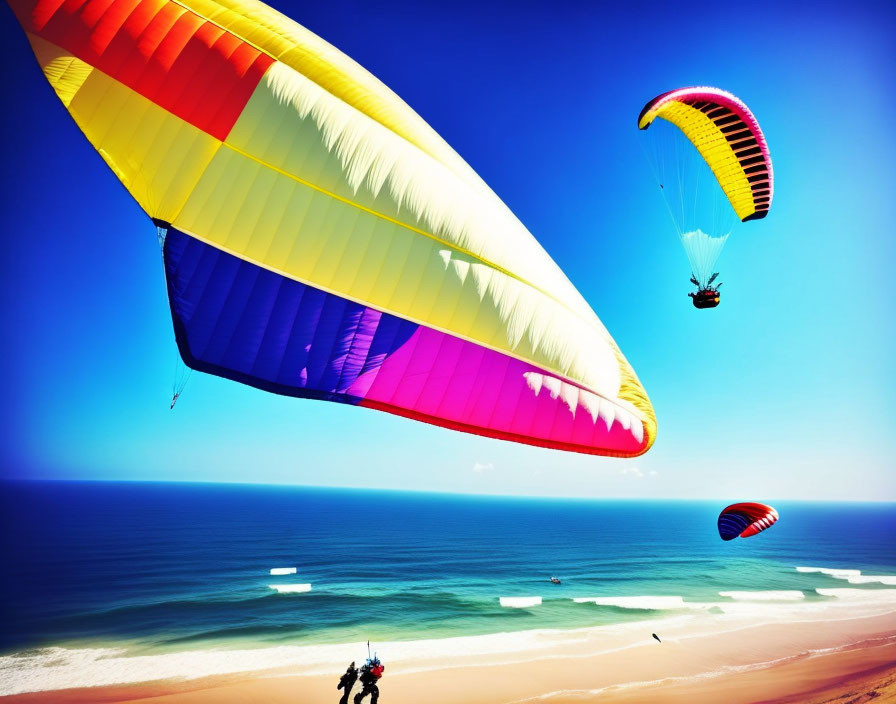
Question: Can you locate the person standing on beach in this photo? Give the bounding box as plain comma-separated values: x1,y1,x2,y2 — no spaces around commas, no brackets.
338,662,359,704
353,658,384,704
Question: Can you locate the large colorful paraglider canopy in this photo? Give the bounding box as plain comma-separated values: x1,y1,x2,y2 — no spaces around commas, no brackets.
10,0,656,457
638,87,773,222
717,503,779,541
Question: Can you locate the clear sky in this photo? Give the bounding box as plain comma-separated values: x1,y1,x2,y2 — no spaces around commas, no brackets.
1,0,894,501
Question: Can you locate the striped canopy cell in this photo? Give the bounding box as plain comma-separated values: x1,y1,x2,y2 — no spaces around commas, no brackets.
717,503,779,541
638,87,773,222
9,0,656,457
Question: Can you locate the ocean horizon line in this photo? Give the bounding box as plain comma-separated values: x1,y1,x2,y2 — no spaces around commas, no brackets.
1,476,894,505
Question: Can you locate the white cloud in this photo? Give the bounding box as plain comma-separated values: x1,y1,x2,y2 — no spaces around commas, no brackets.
473,461,494,474
649,470,658,477
620,466,644,478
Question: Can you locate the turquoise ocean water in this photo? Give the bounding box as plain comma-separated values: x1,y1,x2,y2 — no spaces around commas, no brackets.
2,480,894,660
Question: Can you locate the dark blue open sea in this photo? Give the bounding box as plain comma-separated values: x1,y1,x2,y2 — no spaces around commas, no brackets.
0,480,894,692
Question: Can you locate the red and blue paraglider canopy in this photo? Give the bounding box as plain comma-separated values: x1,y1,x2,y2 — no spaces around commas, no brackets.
717,503,778,541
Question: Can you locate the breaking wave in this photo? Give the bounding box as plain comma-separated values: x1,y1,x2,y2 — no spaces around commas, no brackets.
269,584,312,594
572,596,701,610
718,591,805,601
500,597,542,608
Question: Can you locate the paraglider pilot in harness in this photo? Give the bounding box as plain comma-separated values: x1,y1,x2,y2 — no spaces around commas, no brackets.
353,655,384,704
688,272,721,309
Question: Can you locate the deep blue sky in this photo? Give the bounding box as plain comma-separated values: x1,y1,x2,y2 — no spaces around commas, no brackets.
1,0,894,500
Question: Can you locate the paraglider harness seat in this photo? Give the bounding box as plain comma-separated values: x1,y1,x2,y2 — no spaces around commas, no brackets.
689,273,721,309
689,287,721,309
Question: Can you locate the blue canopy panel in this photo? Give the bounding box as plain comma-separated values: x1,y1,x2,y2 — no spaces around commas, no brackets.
163,227,419,403
717,511,753,541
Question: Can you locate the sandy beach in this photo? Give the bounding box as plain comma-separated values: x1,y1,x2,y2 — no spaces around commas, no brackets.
4,605,894,704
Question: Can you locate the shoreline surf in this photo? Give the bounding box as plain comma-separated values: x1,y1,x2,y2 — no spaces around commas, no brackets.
1,609,893,703
2,586,895,696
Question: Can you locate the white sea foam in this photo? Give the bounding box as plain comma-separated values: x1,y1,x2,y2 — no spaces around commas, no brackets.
3,595,896,696
795,567,896,585
573,596,699,610
718,591,805,601
270,567,297,575
500,597,542,608
842,575,896,585
796,566,861,576
269,584,312,594
817,588,896,599
0,645,320,696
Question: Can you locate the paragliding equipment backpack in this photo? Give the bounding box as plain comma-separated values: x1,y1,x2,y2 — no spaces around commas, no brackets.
360,656,384,683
